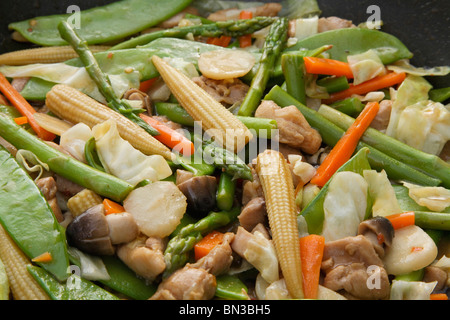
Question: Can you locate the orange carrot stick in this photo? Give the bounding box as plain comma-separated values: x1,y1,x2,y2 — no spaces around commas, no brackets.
323,72,406,104
0,72,55,141
239,11,253,48
14,116,28,125
300,234,325,299
194,231,224,260
310,101,380,187
303,56,354,79
385,211,415,230
140,113,195,156
139,77,157,93
430,293,448,300
32,252,53,263
103,198,125,215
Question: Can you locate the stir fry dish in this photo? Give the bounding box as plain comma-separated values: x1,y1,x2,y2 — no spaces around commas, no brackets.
0,0,449,301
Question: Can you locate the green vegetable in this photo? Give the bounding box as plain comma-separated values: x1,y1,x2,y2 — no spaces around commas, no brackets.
429,87,450,103
264,86,441,187
8,0,192,46
195,135,253,181
282,52,307,104
317,104,450,188
300,147,372,235
163,207,240,277
394,185,450,213
0,114,134,202
111,16,277,50
99,256,157,300
84,137,106,172
414,211,450,231
215,274,249,300
330,97,364,117
27,265,119,300
238,17,289,116
394,269,424,282
317,76,350,93
58,21,159,136
173,154,216,177
286,28,413,65
0,145,69,281
216,172,236,211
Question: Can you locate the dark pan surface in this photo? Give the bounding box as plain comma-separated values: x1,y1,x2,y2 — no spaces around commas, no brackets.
0,0,448,86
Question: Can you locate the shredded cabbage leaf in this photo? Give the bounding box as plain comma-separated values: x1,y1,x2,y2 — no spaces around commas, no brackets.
243,231,279,284
347,49,386,85
385,74,432,138
92,119,172,186
402,182,450,212
363,170,402,217
0,63,137,103
15,149,49,181
59,123,93,162
321,171,368,241
387,59,450,77
390,280,436,300
394,100,450,155
68,247,110,281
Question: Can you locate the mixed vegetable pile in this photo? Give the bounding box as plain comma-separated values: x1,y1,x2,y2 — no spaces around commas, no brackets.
0,0,449,301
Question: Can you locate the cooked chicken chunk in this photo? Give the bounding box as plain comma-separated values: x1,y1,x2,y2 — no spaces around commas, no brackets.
255,100,322,154
36,176,64,222
192,76,249,106
318,16,355,33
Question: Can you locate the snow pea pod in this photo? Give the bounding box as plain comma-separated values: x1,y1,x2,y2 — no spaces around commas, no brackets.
27,265,119,300
287,28,413,65
9,0,192,46
0,145,69,281
215,274,249,300
20,38,225,101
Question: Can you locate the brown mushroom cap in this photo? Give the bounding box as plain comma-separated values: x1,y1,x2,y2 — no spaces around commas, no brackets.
66,204,115,255
358,216,394,258
177,175,217,218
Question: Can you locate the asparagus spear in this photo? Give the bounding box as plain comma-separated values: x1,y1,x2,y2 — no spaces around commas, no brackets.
238,17,289,117
191,134,253,181
163,207,240,277
0,113,134,202
57,21,159,136
111,16,277,50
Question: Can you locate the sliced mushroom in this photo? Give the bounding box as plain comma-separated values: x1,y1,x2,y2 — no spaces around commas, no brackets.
358,216,394,258
66,204,115,255
105,211,139,245
177,175,217,218
123,88,152,114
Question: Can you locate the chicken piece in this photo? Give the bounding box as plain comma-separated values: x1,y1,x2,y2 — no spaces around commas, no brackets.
192,76,249,106
175,169,194,185
241,163,264,206
150,265,216,300
36,176,64,222
423,266,448,292
207,3,282,21
370,100,392,132
11,77,29,92
116,235,166,281
318,16,355,33
321,235,390,300
238,197,267,232
105,211,139,245
255,100,322,154
190,232,235,276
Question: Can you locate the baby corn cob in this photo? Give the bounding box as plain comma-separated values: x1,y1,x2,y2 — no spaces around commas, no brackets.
67,189,103,217
0,45,110,65
46,84,174,160
0,225,49,300
256,149,304,299
151,55,253,153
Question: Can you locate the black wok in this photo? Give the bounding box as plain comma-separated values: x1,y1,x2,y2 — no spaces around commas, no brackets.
0,0,449,87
